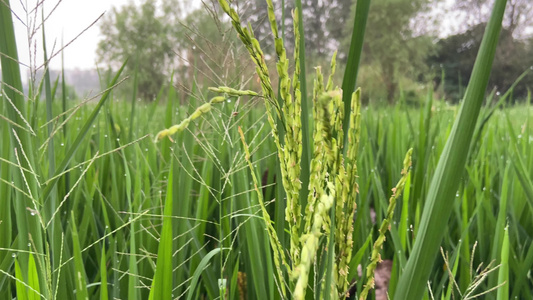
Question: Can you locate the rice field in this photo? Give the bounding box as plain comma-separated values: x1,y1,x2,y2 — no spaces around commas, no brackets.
1,0,532,299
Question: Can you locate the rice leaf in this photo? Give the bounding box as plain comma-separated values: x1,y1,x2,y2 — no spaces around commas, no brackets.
186,248,223,300
71,211,89,300
496,225,509,300
148,160,174,300
394,0,508,298
27,253,40,300
15,258,29,300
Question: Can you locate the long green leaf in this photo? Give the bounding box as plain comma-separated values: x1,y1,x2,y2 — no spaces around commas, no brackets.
394,0,508,298
496,225,509,300
27,253,40,300
341,0,371,140
186,248,223,300
15,258,28,300
293,0,311,215
100,245,108,300
149,160,174,300
71,211,89,300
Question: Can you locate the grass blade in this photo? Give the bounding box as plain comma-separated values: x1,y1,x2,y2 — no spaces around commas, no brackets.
27,253,40,300
15,258,29,300
149,160,174,300
293,0,311,213
394,0,508,298
71,211,89,300
100,245,108,300
186,248,222,300
341,0,370,139
496,225,509,300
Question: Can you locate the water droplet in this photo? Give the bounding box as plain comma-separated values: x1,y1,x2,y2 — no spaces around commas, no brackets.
116,138,120,141
27,243,31,247
12,253,16,258
518,134,522,139
30,212,36,216
145,148,148,152
456,192,459,197
61,143,64,146
104,134,108,138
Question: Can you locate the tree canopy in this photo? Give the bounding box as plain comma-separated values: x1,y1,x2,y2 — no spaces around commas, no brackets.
97,0,180,99
429,23,533,101
96,0,532,103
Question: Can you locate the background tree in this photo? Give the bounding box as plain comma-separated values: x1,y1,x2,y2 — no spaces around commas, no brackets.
454,0,533,37
345,0,436,104
239,0,352,60
97,0,180,99
169,3,260,101
429,24,533,101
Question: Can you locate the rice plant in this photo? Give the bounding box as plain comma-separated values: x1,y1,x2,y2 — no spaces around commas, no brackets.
1,0,532,299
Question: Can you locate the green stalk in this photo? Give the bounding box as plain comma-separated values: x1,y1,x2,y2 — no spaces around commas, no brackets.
341,0,370,140
0,0,43,270
394,0,508,298
496,225,509,300
148,160,174,300
294,0,311,212
129,60,139,141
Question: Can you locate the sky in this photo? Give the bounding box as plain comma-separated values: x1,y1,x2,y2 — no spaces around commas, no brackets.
11,0,136,71
8,0,532,73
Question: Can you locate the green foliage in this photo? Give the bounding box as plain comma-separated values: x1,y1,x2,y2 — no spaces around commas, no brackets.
97,0,178,99
241,0,353,58
430,24,533,101
395,0,508,298
345,0,436,103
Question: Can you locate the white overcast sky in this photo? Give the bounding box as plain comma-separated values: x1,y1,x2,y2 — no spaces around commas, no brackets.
8,0,531,72
10,0,201,71
11,0,133,71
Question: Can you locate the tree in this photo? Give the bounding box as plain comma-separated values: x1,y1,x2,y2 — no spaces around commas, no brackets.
345,0,435,103
429,24,533,101
454,0,533,37
178,5,245,90
239,0,353,59
97,0,180,99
